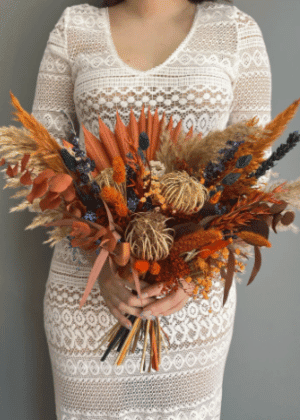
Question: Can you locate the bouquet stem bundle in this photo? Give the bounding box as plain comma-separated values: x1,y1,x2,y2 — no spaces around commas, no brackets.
95,314,169,372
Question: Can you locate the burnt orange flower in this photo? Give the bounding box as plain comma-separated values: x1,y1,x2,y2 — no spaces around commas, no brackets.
149,261,161,275
112,156,126,184
134,260,150,273
236,231,272,247
101,185,129,217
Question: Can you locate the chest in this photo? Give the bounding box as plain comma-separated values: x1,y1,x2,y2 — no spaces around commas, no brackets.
108,7,197,72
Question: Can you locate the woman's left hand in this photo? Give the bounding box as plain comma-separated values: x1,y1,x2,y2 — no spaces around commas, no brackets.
135,280,195,319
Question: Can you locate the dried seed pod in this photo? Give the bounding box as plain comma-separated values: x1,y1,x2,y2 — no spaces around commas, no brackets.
281,211,295,226
272,213,283,233
159,170,208,214
124,211,174,260
269,201,288,214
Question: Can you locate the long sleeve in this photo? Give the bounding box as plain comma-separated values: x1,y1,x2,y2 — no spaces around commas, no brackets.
228,11,273,187
31,7,77,147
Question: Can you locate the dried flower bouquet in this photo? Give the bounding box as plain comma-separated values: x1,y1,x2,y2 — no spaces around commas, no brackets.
1,91,300,372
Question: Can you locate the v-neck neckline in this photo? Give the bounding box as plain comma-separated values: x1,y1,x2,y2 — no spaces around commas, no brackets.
104,4,200,76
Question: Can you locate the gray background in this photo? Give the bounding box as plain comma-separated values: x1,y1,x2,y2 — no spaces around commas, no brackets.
0,0,299,419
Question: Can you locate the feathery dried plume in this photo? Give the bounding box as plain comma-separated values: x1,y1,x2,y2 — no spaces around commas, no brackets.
263,98,300,142
0,126,38,164
9,199,32,213
269,175,300,211
24,206,64,230
9,188,32,199
42,226,73,247
9,92,66,174
156,122,265,175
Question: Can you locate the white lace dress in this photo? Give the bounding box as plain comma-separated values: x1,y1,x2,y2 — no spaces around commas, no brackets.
30,2,272,419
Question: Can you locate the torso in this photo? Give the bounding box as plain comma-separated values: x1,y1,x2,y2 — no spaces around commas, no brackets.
107,3,198,72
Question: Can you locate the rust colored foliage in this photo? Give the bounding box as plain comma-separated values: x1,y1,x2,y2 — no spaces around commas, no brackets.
210,188,285,232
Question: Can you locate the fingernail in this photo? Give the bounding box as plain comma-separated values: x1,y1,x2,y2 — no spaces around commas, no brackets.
126,323,132,330
140,310,153,319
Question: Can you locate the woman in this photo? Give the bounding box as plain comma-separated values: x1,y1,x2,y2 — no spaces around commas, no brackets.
32,0,272,418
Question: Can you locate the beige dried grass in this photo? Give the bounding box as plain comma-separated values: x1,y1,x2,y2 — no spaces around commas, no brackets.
42,225,73,247
155,122,266,175
266,176,300,212
0,126,53,174
94,167,125,198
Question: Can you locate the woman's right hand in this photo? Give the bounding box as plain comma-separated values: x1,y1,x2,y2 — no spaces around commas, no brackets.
98,260,156,330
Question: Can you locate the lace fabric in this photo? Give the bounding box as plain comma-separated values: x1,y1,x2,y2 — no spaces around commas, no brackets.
31,2,272,419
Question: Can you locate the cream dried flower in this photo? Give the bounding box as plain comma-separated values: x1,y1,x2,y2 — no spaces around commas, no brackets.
149,160,166,179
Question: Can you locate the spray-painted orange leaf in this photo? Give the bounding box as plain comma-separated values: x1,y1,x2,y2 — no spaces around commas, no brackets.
66,200,87,218
138,104,147,134
39,192,61,211
48,173,73,193
83,124,111,172
26,179,49,203
6,163,18,177
0,158,5,166
147,108,160,161
70,221,91,238
34,168,56,184
128,108,140,151
71,228,105,249
60,183,76,202
115,109,130,162
20,169,33,186
98,117,121,163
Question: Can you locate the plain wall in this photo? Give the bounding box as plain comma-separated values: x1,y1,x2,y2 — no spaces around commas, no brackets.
0,1,299,419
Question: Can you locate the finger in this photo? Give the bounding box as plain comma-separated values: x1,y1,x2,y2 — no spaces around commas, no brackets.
140,289,187,318
116,286,156,308
159,295,190,317
137,282,166,298
108,290,142,318
120,277,151,291
105,300,133,330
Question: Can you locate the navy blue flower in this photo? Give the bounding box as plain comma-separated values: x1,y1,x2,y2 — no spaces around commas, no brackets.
83,211,97,223
139,132,150,150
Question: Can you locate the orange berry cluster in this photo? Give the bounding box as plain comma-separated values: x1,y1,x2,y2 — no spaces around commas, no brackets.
133,259,161,275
